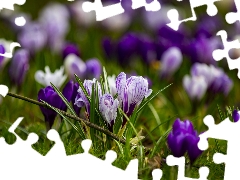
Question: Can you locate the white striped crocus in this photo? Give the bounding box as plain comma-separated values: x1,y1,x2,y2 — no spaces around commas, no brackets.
99,94,119,131
74,78,102,117
116,72,152,126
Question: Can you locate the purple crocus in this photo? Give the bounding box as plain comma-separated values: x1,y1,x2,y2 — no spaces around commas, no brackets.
75,79,102,116
99,94,119,131
116,33,140,66
138,35,157,64
38,86,63,129
85,58,102,79
160,47,182,78
232,110,240,122
61,80,75,112
9,49,30,86
62,43,80,59
207,65,233,96
18,22,47,54
167,118,203,163
64,54,87,80
116,72,152,126
0,44,5,66
102,37,115,59
186,35,221,65
72,82,81,115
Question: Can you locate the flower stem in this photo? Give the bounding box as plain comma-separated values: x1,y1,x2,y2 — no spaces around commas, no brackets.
7,92,126,145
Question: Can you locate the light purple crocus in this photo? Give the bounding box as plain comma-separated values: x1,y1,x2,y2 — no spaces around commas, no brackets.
160,47,182,78
39,2,69,52
75,79,102,116
64,54,87,80
85,58,102,79
9,49,30,86
116,72,152,126
18,22,47,54
183,75,208,101
99,94,119,131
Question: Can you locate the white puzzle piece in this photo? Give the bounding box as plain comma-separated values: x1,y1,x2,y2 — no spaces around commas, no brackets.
198,114,240,179
167,0,221,30
166,155,209,180
0,118,172,180
212,30,240,79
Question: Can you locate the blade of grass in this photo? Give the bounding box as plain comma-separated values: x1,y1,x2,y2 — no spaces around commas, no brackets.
42,100,86,139
50,83,77,116
136,83,172,114
74,74,91,103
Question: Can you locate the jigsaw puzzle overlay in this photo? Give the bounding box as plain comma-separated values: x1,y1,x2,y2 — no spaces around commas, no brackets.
1,0,240,179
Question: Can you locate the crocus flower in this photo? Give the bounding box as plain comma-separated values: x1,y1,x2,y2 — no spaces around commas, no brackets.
9,49,29,86
208,65,233,96
187,35,221,65
195,15,221,38
138,35,157,64
75,79,102,116
116,33,140,66
61,80,75,112
64,54,86,80
34,66,67,88
160,47,182,78
18,22,47,54
38,86,63,129
232,110,240,122
85,58,102,79
62,43,80,59
190,63,213,86
99,94,119,131
183,75,208,101
167,118,203,163
72,82,81,115
116,72,152,126
39,2,69,52
102,37,115,59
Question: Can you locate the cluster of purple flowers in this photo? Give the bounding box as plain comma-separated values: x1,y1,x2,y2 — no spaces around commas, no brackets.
183,63,233,101
38,72,152,131
64,54,102,81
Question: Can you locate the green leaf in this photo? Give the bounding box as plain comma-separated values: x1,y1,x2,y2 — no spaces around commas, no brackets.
150,127,172,158
136,83,172,114
103,67,110,94
113,108,123,134
90,82,97,144
74,74,91,103
50,83,76,116
50,82,86,139
41,100,86,139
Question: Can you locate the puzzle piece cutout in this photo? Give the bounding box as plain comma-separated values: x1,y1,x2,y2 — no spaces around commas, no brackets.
0,117,166,180
82,0,161,21
0,0,26,11
212,30,240,79
225,0,240,25
166,155,209,180
0,42,21,58
198,114,240,179
167,0,221,31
